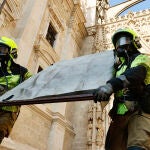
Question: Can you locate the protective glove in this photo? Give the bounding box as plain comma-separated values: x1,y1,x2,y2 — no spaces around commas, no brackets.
93,83,113,102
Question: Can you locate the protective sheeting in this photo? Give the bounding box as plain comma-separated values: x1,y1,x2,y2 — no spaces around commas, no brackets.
0,50,114,105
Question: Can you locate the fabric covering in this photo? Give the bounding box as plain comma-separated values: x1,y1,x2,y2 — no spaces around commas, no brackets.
0,50,114,104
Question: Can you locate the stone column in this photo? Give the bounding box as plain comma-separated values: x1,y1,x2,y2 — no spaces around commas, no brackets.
13,0,48,67
48,121,65,150
47,114,75,150
87,101,97,150
87,102,105,150
91,103,97,150
96,103,104,149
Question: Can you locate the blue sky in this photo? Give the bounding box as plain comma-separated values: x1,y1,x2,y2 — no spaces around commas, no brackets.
109,0,149,15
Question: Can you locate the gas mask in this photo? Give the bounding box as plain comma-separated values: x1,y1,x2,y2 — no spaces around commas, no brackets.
0,44,10,61
115,36,132,57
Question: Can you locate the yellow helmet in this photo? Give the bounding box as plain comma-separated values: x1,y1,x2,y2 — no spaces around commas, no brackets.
0,36,18,59
112,28,142,49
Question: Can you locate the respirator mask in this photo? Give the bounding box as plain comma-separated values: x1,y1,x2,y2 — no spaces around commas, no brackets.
0,44,10,61
115,36,132,57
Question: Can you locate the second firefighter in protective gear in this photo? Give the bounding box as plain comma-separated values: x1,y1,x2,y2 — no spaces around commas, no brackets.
93,28,150,150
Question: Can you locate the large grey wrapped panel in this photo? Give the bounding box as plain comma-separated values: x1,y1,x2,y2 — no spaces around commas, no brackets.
0,50,114,105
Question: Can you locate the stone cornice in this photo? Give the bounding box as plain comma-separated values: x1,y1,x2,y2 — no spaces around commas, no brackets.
65,0,74,10
4,0,21,20
68,3,87,47
78,22,88,37
0,0,22,28
75,4,87,36
47,109,75,135
7,0,21,19
48,5,64,31
75,4,86,23
25,105,53,122
48,0,74,32
26,104,74,133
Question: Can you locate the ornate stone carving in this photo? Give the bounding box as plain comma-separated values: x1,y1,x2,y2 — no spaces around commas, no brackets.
87,120,93,144
88,103,93,121
87,102,104,148
93,9,150,51
96,118,104,146
96,0,109,24
96,102,102,120
87,102,94,145
86,26,97,36
95,103,104,146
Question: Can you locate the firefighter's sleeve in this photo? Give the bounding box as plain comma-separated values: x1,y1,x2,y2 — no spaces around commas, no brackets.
107,65,147,92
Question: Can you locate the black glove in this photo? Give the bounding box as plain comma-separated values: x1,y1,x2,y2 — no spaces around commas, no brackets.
93,83,113,102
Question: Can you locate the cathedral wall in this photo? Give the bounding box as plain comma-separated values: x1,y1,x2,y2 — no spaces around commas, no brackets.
0,0,149,150
9,106,52,150
0,0,87,150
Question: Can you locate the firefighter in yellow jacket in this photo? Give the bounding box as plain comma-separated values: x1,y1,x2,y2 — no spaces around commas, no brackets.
0,36,32,143
94,28,150,150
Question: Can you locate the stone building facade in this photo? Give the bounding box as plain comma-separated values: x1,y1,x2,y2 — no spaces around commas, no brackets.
0,0,149,150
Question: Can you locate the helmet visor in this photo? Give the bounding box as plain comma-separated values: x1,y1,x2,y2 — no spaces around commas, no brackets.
0,45,9,55
116,36,132,49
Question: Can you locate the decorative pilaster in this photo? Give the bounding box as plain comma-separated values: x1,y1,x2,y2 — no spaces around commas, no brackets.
92,25,107,52
87,102,104,150
96,103,104,148
87,102,93,146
